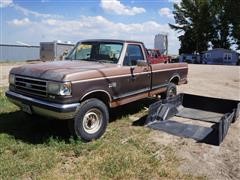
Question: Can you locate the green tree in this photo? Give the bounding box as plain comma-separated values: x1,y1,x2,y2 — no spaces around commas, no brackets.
169,0,213,54
211,0,231,49
229,0,240,49
170,0,240,53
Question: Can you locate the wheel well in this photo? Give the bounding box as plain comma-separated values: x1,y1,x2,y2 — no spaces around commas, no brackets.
81,91,110,107
170,76,179,85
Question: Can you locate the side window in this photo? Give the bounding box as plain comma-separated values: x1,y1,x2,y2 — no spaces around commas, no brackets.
147,50,153,57
223,53,232,61
123,45,144,66
154,51,158,58
98,44,122,62
228,53,232,61
205,53,211,59
223,53,228,60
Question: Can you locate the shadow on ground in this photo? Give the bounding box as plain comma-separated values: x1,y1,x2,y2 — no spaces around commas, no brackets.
0,110,71,144
0,98,156,144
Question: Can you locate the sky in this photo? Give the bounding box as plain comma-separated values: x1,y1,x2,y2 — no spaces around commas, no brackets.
0,0,182,54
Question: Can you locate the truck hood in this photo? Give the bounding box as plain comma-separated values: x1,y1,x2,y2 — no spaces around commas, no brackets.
10,60,117,81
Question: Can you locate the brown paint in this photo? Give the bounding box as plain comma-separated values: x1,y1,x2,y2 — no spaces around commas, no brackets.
9,40,188,109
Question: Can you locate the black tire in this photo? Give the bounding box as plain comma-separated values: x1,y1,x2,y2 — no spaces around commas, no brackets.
236,60,240,66
161,83,177,99
70,98,109,142
22,112,42,121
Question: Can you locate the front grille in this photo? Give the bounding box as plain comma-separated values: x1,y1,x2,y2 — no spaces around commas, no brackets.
15,76,47,97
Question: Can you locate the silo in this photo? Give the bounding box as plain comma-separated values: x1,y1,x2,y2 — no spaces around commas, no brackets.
154,34,168,55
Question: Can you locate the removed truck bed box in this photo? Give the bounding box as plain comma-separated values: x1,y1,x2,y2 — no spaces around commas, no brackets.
146,94,240,145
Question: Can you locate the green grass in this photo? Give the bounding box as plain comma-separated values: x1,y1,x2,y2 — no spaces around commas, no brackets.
0,89,203,179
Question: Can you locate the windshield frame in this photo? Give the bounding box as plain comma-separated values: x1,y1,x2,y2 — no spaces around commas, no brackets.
65,41,124,64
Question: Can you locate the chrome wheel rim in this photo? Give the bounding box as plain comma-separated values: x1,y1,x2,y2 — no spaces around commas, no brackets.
83,108,103,134
168,88,176,98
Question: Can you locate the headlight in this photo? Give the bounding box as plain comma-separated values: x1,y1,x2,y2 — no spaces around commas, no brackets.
9,74,15,85
59,82,72,96
47,82,71,96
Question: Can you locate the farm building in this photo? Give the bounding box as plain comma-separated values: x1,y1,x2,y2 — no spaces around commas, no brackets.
40,41,75,61
0,41,75,62
202,48,239,65
0,44,40,62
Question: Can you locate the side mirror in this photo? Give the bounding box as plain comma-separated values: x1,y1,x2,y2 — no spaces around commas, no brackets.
137,60,148,66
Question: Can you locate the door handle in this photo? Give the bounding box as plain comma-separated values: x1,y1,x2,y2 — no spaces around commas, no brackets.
130,67,136,81
143,67,148,72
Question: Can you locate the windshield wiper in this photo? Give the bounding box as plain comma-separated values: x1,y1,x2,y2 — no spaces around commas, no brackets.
96,59,115,64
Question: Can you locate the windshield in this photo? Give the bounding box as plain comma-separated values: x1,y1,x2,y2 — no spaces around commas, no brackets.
66,42,123,64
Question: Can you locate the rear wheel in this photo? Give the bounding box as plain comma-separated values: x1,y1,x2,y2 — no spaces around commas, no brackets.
69,98,109,142
161,83,177,99
236,59,240,66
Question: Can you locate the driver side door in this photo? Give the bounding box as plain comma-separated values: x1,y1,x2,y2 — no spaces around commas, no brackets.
112,44,151,99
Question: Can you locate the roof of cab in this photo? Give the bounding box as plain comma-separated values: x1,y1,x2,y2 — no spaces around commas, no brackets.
80,39,143,44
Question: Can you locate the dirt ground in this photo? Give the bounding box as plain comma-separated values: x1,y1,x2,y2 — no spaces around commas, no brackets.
0,62,37,87
178,64,240,101
0,63,239,179
150,64,240,180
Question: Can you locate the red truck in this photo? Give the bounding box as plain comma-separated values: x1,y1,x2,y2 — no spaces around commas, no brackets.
6,39,188,141
147,49,171,64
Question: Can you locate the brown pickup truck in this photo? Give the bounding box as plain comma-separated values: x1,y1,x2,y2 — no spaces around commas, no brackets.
6,39,188,141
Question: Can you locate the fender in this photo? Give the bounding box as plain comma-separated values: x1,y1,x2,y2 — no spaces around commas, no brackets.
169,73,180,84
80,89,112,102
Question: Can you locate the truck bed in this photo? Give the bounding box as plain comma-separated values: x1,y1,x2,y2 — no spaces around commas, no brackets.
146,94,240,145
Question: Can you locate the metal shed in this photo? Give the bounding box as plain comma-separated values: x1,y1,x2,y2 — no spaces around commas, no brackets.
40,42,75,61
0,44,40,62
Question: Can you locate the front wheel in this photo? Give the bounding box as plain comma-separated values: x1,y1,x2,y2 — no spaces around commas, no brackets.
70,98,109,142
161,83,177,99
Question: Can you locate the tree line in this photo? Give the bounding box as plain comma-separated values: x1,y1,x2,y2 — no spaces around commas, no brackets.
169,0,240,54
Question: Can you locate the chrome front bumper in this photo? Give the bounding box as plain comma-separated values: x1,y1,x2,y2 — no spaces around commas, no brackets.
5,91,80,120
